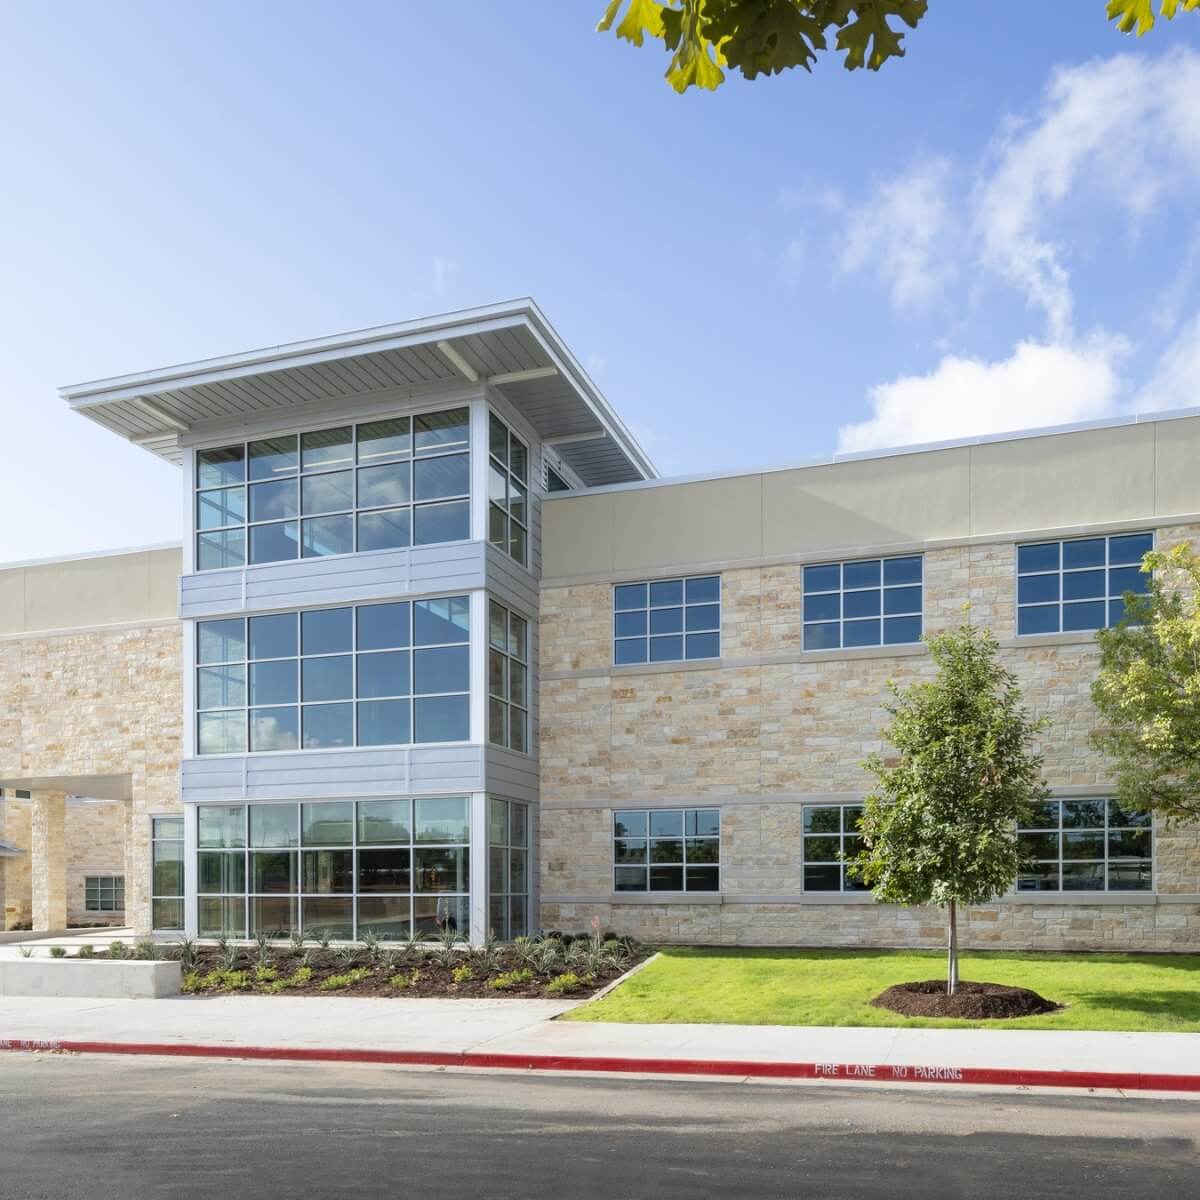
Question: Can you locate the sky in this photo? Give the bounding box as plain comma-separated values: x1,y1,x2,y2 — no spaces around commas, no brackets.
1,2,1198,561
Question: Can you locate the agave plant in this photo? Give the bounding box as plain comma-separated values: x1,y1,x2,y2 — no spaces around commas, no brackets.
471,929,502,976
172,937,199,971
333,943,359,967
359,929,382,963
219,940,241,971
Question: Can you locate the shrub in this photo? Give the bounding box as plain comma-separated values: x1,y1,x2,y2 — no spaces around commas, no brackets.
17,945,34,959
451,963,474,985
133,940,157,961
360,930,382,962
254,964,278,983
489,968,534,992
472,930,501,976
318,967,371,992
49,946,67,958
182,970,203,993
289,929,305,954
333,944,359,967
265,965,312,993
75,944,95,959
546,972,583,995
108,941,128,960
219,941,241,971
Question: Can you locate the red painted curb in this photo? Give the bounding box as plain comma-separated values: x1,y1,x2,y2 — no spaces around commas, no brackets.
2,1037,1199,1092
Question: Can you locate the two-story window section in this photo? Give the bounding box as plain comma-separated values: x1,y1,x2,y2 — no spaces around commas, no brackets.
803,556,923,651
613,809,720,892
1017,799,1151,892
195,597,470,755
613,576,720,665
488,601,529,753
802,804,868,892
1016,533,1153,635
194,407,471,570
488,413,529,566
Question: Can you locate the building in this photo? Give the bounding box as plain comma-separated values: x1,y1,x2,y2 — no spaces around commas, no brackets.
1,299,1197,951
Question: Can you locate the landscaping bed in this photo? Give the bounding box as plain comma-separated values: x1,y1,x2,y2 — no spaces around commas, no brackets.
176,932,649,1000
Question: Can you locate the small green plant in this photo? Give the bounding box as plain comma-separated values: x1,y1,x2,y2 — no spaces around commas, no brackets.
108,940,128,960
254,963,279,983
389,972,410,989
431,918,463,968
546,971,583,995
182,970,203,993
489,968,534,992
172,937,198,971
333,944,359,967
317,929,333,951
49,945,67,958
266,965,313,993
318,967,371,992
451,963,474,985
221,969,251,991
472,929,502,976
401,926,427,961
75,944,95,959
253,931,275,967
133,940,157,961
289,929,305,954
359,930,382,962
17,945,34,959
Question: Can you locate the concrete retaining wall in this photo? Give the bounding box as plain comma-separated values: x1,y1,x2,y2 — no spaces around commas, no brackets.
0,958,180,999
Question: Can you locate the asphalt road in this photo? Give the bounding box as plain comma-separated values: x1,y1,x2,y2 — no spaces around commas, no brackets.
1,1054,1197,1200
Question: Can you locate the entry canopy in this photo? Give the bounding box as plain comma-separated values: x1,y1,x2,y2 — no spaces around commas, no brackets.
58,299,657,488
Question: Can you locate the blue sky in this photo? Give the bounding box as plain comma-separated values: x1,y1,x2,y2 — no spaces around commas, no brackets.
2,3,1198,560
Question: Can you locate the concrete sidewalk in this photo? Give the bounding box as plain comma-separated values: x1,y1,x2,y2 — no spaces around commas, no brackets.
2,993,1199,1092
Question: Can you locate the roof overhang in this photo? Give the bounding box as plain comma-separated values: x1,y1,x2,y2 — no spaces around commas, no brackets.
58,299,656,487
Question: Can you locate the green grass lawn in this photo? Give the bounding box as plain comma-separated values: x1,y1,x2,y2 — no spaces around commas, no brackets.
567,947,1200,1031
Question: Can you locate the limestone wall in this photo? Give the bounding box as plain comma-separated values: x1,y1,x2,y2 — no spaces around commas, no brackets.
66,802,128,925
0,796,31,928
0,624,183,934
538,528,1200,951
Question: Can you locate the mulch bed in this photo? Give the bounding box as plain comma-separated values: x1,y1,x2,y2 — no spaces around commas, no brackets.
178,940,651,1001
871,979,1062,1020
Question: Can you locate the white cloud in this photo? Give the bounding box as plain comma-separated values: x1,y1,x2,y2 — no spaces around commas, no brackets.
431,255,457,296
839,157,955,309
837,337,1126,454
974,50,1200,338
1135,313,1200,412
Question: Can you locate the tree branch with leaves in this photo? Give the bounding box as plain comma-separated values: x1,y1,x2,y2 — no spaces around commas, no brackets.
851,621,1050,995
1092,542,1200,825
598,0,1200,93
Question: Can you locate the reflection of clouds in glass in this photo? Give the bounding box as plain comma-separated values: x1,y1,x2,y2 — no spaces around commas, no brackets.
252,711,298,751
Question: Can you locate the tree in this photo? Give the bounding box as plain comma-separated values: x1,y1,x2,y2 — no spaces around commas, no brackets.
1092,542,1200,824
850,621,1050,995
598,0,1200,93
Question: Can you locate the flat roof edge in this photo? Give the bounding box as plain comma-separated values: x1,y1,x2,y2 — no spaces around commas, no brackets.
543,403,1200,499
0,541,182,573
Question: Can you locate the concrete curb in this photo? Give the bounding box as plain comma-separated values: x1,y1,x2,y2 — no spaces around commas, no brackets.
3,1037,1199,1093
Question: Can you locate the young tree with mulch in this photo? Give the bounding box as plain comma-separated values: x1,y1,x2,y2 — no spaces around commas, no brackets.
851,620,1050,997
1092,542,1200,825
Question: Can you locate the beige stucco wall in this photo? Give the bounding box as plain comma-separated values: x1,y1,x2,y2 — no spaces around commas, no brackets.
538,523,1200,951
0,623,182,933
542,415,1200,583
0,546,180,637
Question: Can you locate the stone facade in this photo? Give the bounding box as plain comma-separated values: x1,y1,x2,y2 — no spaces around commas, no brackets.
0,624,182,934
538,531,1200,952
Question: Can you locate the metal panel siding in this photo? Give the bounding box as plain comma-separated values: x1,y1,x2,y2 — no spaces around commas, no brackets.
180,542,487,618
485,747,539,805
485,544,540,616
181,746,485,802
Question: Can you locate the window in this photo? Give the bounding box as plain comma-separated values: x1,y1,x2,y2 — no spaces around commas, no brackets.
1017,532,1153,636
151,816,185,930
613,576,720,665
1017,798,1152,892
488,601,529,753
196,798,470,939
488,412,529,566
85,874,125,913
802,805,868,892
545,465,571,493
489,798,529,939
803,556,923,651
194,407,471,571
195,596,470,755
613,809,719,893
